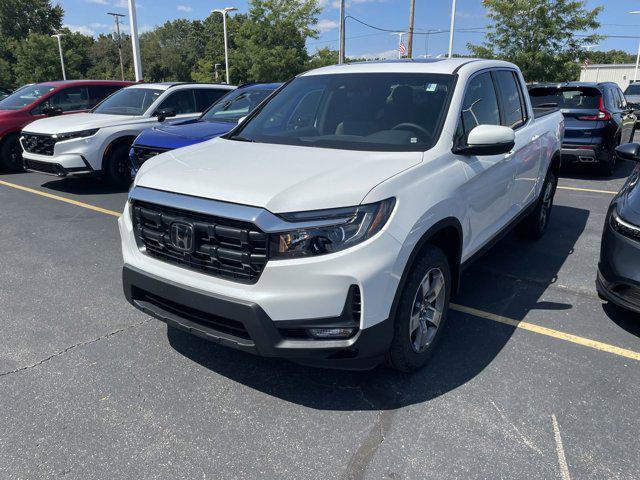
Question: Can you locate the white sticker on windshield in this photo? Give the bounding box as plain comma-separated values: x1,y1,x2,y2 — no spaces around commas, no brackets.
411,137,418,143
425,83,437,92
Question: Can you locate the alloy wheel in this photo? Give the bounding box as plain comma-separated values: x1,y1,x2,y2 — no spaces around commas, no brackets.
409,267,446,353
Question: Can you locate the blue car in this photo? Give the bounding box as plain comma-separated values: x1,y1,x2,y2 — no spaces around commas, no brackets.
130,82,282,173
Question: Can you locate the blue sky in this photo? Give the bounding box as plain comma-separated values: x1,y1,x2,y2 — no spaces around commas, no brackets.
59,0,640,59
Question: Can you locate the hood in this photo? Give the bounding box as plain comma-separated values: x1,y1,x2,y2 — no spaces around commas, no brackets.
135,119,235,150
23,112,141,134
135,138,423,213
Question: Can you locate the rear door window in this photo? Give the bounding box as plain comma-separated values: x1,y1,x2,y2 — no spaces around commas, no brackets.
156,89,197,115
493,70,526,129
195,89,229,111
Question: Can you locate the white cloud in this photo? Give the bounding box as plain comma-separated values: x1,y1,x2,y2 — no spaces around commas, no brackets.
177,5,193,12
317,19,340,33
456,11,485,19
114,0,142,8
90,23,110,29
64,24,96,35
352,48,397,60
86,0,108,4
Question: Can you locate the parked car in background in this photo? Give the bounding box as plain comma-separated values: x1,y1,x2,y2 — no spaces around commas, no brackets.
0,87,11,100
21,82,234,187
130,82,281,174
529,82,636,176
624,82,640,121
120,59,563,372
0,80,131,171
597,142,640,314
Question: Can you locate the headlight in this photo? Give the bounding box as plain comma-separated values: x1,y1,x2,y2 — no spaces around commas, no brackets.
54,128,99,141
610,208,640,241
270,198,395,259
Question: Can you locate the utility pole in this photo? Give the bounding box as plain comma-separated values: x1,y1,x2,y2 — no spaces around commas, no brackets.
407,0,415,58
339,0,346,64
128,0,143,81
630,12,640,82
448,0,457,58
108,12,126,81
51,34,66,80
213,7,238,85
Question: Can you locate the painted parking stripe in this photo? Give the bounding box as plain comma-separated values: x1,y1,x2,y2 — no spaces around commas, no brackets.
451,303,640,362
3,178,639,362
0,179,121,218
557,185,617,195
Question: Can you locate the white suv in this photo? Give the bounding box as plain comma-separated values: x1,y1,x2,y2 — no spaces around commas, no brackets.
119,59,563,371
21,82,234,186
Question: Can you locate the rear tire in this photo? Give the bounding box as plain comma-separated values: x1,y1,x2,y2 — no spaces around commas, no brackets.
0,133,25,172
387,245,451,373
598,142,618,177
102,142,132,188
517,169,557,240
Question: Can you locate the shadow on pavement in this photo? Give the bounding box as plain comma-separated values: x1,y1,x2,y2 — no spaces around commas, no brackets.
602,303,640,338
41,177,128,195
560,158,634,181
167,204,590,411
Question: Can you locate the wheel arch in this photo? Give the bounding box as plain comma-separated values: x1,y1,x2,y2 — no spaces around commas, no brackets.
101,135,137,170
388,217,463,324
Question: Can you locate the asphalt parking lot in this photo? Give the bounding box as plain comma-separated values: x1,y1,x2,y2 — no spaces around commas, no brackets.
1,157,640,480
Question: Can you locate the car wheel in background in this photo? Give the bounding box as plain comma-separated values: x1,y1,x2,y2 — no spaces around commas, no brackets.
0,133,25,172
103,143,132,188
517,169,558,240
598,141,618,177
387,245,451,373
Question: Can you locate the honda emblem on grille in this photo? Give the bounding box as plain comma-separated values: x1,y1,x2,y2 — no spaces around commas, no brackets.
170,222,195,253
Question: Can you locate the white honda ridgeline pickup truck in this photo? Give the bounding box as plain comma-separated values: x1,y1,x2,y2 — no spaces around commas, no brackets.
119,59,564,372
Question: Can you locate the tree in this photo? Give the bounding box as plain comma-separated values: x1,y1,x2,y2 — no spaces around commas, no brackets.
581,49,637,65
87,34,135,81
0,0,63,41
230,0,320,83
308,47,338,70
468,0,602,82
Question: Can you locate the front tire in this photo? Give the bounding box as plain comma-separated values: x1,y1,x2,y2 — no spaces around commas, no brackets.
387,245,451,373
0,133,25,172
517,170,557,240
103,143,132,188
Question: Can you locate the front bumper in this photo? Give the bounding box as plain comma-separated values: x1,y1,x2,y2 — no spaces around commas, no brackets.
123,265,393,369
597,215,640,314
23,157,93,177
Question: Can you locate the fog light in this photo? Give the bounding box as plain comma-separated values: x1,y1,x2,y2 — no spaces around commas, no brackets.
308,327,355,339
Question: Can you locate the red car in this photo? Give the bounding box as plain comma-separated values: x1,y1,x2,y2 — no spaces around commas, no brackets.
0,80,132,171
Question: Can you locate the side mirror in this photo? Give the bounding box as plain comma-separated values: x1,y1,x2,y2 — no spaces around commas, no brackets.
616,143,640,162
156,108,176,122
454,124,515,156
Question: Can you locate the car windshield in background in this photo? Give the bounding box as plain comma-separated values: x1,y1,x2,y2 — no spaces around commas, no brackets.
625,84,640,95
201,88,274,123
92,88,162,116
529,87,600,109
0,84,55,110
232,73,454,151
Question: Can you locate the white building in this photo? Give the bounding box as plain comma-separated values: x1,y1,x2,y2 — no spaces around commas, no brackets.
579,63,639,89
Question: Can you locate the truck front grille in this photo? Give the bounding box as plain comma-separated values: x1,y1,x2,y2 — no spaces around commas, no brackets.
132,200,269,284
22,133,57,156
131,146,168,169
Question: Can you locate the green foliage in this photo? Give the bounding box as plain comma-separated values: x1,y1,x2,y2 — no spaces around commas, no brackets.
581,49,637,65
308,47,339,70
0,0,63,41
468,0,602,82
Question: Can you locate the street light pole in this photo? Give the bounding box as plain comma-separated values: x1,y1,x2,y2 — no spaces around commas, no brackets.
631,12,640,82
448,0,457,58
338,0,345,64
108,12,126,81
128,0,143,81
392,32,405,59
213,7,238,85
51,34,66,80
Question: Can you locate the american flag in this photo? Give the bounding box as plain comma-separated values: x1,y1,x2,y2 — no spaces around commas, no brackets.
399,42,406,56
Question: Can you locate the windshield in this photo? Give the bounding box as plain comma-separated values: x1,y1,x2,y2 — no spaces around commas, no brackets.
202,88,275,123
529,87,600,109
625,84,640,95
92,87,162,115
232,73,454,151
0,84,55,111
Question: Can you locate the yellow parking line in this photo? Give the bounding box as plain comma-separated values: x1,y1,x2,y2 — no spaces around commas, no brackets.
451,303,640,362
0,179,121,218
557,185,617,195
3,178,638,362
